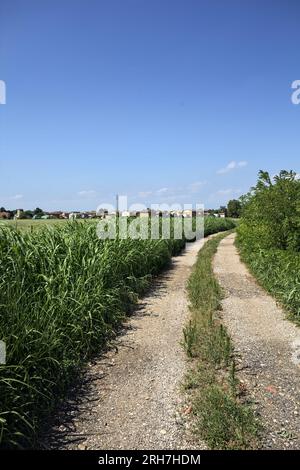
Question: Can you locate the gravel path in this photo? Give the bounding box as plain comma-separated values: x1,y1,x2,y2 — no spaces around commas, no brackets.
213,233,300,450
44,239,207,450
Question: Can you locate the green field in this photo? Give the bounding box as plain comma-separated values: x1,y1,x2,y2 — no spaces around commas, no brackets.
0,218,78,231
0,216,236,448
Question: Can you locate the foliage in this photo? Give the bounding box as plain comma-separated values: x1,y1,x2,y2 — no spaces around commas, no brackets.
239,170,300,251
227,199,242,218
0,217,232,447
23,210,34,219
237,170,300,319
202,216,235,236
33,208,44,216
237,243,300,320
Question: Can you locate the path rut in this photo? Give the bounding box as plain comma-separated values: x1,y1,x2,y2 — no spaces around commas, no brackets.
213,233,300,449
44,238,207,450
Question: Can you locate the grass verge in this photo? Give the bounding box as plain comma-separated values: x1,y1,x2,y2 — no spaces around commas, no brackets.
235,235,300,323
183,231,260,450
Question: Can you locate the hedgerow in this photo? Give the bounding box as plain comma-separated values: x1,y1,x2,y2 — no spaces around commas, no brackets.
237,170,300,320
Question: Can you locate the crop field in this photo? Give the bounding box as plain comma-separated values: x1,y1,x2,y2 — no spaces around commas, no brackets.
0,216,235,448
0,218,83,232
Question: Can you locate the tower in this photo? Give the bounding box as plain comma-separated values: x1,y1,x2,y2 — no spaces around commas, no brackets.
116,194,119,215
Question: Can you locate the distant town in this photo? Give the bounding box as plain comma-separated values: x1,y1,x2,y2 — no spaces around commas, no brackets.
0,205,234,220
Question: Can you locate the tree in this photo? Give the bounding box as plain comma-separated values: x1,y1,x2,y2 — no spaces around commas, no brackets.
24,210,34,219
0,207,6,212
33,207,44,216
240,170,300,251
227,199,242,218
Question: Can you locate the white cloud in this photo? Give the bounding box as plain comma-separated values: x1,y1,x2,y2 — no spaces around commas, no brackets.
217,160,248,174
156,187,169,194
137,181,208,201
11,194,23,200
78,190,96,197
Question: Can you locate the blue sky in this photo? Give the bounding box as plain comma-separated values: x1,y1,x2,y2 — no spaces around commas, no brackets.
0,0,299,211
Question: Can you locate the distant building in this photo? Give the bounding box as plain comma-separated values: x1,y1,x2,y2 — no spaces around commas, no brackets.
170,210,183,218
96,208,108,218
183,209,194,218
121,211,131,217
0,211,11,219
139,210,150,218
161,211,171,218
149,210,167,218
69,212,80,220
104,213,117,220
48,211,63,219
16,209,24,219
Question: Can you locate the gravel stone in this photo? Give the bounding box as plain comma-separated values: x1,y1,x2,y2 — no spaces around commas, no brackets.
42,239,208,450
213,234,300,450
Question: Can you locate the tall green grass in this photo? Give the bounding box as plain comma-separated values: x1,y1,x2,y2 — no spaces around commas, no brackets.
201,216,235,237
236,234,300,320
0,217,235,448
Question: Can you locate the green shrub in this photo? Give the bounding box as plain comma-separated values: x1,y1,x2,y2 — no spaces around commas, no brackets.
237,170,300,320
239,170,300,252
0,217,231,447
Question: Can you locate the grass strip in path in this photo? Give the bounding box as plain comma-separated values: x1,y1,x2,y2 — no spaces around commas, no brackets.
183,231,260,450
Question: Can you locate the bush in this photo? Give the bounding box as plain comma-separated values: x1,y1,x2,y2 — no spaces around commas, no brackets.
203,217,236,237
239,170,300,252
237,170,300,320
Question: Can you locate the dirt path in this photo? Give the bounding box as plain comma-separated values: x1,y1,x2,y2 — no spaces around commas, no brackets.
44,238,207,450
213,233,300,450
